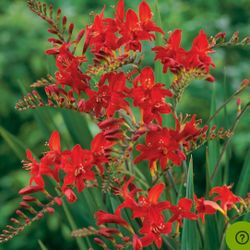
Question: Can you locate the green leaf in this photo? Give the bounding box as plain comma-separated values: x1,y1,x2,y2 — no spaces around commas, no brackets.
18,81,59,137
0,126,27,160
38,240,48,250
204,216,220,250
61,200,90,250
181,157,201,250
61,110,93,148
235,149,250,197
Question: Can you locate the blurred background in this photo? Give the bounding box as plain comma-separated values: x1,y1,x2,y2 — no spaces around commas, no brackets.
0,0,249,249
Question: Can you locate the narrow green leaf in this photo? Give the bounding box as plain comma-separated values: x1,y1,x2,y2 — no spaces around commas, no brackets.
235,149,250,197
61,200,90,250
204,216,220,250
205,132,220,250
61,110,93,148
38,240,48,250
0,126,26,160
18,81,59,137
205,147,211,195
181,157,200,250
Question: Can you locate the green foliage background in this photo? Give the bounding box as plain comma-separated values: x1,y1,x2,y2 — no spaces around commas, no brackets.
0,0,249,249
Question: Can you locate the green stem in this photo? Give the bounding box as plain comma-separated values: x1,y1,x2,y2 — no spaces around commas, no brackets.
206,84,248,124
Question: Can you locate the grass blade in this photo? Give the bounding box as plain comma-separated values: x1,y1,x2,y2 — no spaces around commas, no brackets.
61,110,93,148
38,240,48,250
0,126,27,160
62,200,90,250
181,157,200,250
235,149,250,197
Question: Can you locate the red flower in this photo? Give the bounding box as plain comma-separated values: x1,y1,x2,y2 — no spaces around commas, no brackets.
40,131,62,182
119,1,164,51
90,132,114,175
187,30,215,75
84,7,119,57
55,43,90,94
169,198,197,227
209,185,243,214
115,177,140,215
132,183,170,219
194,195,224,222
135,184,171,249
153,29,185,73
140,219,172,249
153,29,215,81
85,72,130,118
122,183,171,249
134,127,186,175
62,145,95,193
23,149,44,188
174,115,208,151
130,67,172,125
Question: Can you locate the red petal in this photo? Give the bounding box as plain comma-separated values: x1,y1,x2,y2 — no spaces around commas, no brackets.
126,9,139,30
26,149,34,161
178,198,193,210
148,183,165,204
49,131,61,151
139,1,152,22
191,30,209,51
140,67,155,89
72,144,83,164
116,0,124,22
133,235,143,250
169,29,182,48
203,200,224,215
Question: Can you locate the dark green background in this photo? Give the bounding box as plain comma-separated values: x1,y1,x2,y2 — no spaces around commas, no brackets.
0,0,249,249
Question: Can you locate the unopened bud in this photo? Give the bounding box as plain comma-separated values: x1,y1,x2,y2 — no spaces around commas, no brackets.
19,186,43,195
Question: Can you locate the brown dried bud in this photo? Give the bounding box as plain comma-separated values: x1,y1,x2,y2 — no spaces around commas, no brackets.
215,32,226,40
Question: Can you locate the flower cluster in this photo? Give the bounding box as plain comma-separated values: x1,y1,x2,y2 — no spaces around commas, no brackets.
94,179,246,249
153,29,215,80
19,129,117,202
1,0,249,249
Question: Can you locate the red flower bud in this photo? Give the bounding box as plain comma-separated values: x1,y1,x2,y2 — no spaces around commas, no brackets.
64,188,78,203
46,207,55,214
19,186,43,195
54,197,63,206
22,196,36,202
